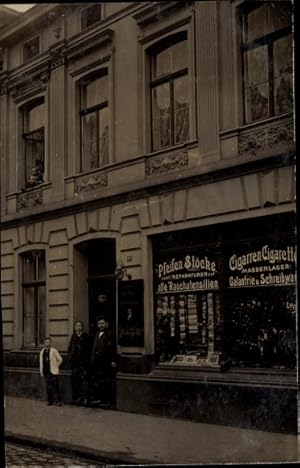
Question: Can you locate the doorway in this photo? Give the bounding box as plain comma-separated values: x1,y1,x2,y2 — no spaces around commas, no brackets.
74,238,117,338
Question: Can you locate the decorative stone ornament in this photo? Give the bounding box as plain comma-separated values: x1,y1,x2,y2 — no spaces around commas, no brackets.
145,151,188,176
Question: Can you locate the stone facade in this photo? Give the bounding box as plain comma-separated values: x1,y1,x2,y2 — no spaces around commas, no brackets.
0,2,296,431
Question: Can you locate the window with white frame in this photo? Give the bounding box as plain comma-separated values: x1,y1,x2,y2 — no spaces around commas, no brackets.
241,1,293,124
80,71,109,172
149,32,190,151
22,99,45,189
22,250,46,348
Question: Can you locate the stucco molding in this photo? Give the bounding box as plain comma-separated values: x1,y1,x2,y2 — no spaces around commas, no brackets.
133,1,193,28
239,120,294,157
74,172,108,194
16,190,43,211
145,150,189,177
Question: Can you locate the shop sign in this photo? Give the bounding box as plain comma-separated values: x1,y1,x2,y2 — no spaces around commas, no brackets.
155,254,219,294
118,280,144,346
228,244,296,288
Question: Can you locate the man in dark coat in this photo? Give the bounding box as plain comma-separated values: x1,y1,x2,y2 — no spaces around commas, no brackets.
91,316,116,406
68,320,90,405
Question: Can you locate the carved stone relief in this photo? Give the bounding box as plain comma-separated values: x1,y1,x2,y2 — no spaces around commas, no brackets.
145,151,188,176
239,120,294,157
74,173,108,194
17,191,43,211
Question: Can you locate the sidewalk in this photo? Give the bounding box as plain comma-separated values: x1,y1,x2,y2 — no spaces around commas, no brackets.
4,397,299,465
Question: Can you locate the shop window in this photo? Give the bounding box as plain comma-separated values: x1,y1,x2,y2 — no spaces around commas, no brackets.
153,248,221,365
22,99,45,189
22,250,46,348
241,1,293,123
149,32,190,151
224,288,296,369
152,213,296,370
80,71,109,172
81,4,102,30
23,36,40,62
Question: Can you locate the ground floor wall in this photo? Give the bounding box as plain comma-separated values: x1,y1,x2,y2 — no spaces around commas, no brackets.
1,163,297,431
3,367,297,434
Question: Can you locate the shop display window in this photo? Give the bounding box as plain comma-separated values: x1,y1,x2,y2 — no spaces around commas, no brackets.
155,291,221,364
152,213,296,371
224,288,296,369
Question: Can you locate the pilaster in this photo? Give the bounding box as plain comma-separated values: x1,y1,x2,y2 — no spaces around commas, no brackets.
49,60,66,201
195,1,220,161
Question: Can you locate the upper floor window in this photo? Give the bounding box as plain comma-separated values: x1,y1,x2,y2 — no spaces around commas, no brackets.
23,36,40,62
149,32,189,151
81,4,102,30
22,250,46,348
23,99,45,188
80,71,109,172
241,1,293,124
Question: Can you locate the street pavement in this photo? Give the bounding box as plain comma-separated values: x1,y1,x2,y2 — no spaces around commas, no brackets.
6,442,96,467
4,396,299,465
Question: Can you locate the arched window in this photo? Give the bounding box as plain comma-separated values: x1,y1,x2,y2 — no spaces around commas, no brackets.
80,70,109,172
148,32,189,151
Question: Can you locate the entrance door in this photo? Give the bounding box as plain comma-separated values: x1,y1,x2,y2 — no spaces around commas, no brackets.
88,276,117,339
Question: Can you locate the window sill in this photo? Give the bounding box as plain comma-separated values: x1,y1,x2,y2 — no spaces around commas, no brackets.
118,364,297,389
220,112,293,138
146,139,198,159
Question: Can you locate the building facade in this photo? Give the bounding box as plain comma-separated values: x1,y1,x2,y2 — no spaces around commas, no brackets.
0,2,296,432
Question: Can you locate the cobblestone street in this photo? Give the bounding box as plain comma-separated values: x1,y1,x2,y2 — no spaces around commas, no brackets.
5,443,99,467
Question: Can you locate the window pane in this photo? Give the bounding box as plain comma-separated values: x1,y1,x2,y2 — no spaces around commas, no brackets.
23,287,36,347
99,106,109,166
152,84,171,150
23,36,40,62
246,83,269,123
244,47,269,123
225,288,296,369
28,103,45,132
81,112,98,171
152,39,188,79
174,75,189,144
38,285,46,345
274,35,293,115
246,3,291,42
25,129,44,186
245,46,268,86
155,292,221,364
81,4,102,30
84,75,108,109
23,254,35,282
36,250,45,281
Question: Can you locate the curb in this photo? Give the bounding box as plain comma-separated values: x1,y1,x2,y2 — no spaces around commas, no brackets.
5,432,155,466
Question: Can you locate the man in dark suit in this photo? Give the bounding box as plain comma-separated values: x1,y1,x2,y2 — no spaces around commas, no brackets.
67,320,91,405
91,316,116,407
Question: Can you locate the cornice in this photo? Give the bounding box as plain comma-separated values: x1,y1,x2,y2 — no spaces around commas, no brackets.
133,1,193,28
65,28,114,62
0,153,295,230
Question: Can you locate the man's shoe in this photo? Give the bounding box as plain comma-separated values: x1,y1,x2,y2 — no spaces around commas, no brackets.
47,402,53,406
55,401,62,406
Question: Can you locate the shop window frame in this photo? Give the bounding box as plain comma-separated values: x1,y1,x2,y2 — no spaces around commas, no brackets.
151,213,296,371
